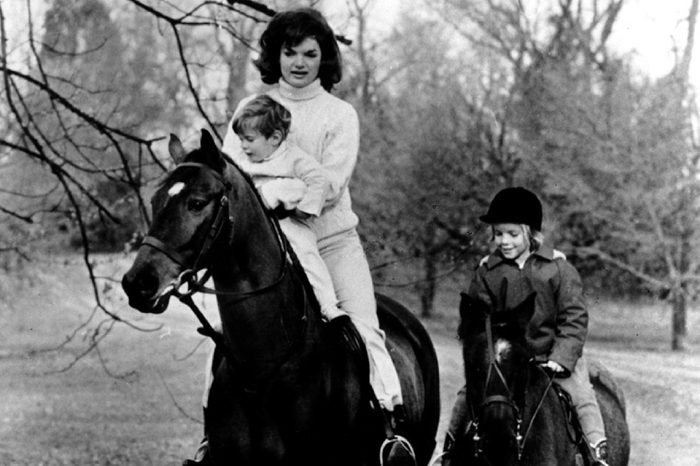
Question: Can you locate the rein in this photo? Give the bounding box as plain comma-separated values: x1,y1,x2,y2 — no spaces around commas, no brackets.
470,314,556,462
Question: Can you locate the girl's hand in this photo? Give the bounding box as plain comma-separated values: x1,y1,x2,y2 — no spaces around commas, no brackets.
543,360,565,374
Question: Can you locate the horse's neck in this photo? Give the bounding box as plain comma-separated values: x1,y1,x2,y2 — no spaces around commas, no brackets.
207,177,312,370
212,171,283,293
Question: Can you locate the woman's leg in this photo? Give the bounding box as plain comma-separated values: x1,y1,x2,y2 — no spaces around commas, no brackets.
318,228,403,411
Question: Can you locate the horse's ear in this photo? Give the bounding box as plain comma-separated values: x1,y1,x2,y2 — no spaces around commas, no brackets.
168,133,187,164
513,292,536,333
458,292,488,339
200,128,225,173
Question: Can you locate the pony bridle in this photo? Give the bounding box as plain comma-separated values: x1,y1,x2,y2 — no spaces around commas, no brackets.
469,314,555,462
141,162,233,304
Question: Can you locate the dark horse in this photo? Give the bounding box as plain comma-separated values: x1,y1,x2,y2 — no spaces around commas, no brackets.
121,129,440,466
444,293,630,466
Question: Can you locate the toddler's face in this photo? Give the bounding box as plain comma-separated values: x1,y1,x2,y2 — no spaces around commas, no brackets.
493,223,530,261
238,130,279,162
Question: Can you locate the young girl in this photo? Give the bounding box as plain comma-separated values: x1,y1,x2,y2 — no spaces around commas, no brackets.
230,94,345,322
445,187,609,466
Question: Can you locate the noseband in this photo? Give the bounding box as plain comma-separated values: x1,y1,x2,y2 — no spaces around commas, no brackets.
468,314,555,462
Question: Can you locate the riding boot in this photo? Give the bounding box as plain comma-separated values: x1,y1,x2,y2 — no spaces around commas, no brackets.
380,405,416,466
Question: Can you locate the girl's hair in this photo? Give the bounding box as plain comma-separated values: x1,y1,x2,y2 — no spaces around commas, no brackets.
524,225,544,252
253,8,342,91
231,95,291,139
491,224,544,252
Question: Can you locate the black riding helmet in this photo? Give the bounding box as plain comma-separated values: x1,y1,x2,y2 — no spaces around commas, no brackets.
479,187,543,231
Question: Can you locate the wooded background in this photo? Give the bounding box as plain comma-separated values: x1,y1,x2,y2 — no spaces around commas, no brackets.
2,0,699,351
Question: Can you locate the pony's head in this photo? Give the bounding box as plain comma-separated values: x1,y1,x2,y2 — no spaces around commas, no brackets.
456,291,536,464
122,129,233,313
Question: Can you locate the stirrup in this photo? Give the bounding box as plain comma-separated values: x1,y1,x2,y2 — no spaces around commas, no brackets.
379,434,416,466
428,431,454,466
590,439,610,466
182,437,210,466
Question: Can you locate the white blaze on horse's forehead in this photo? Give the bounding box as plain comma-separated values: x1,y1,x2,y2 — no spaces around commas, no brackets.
168,182,186,197
495,339,512,364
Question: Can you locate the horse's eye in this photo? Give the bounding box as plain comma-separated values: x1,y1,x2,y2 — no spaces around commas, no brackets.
187,198,208,212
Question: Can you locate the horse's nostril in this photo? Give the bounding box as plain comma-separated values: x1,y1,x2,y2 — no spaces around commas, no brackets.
122,269,160,300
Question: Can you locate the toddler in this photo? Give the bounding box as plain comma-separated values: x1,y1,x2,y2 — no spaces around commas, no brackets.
230,94,345,321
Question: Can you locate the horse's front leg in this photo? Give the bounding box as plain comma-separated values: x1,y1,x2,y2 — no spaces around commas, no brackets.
206,363,253,465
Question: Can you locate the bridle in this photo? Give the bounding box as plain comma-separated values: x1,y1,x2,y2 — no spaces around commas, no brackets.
141,163,232,276
139,161,293,363
466,313,556,463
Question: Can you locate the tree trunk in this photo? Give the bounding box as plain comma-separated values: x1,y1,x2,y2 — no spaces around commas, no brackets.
225,45,250,114
671,287,687,350
420,253,437,318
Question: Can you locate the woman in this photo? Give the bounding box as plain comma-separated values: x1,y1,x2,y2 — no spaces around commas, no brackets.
186,7,413,465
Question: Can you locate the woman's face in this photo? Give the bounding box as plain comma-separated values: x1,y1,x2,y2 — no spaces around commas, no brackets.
279,37,321,88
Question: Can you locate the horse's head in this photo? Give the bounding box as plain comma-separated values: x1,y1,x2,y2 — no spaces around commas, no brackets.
122,129,233,313
457,291,536,464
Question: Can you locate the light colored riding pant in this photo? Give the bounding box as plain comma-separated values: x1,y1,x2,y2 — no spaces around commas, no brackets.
316,227,403,411
555,355,606,446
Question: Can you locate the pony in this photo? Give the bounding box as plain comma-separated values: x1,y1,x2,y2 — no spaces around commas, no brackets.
443,292,630,466
121,129,440,466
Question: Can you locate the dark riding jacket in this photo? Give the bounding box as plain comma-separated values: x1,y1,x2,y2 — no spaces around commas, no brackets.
467,245,587,373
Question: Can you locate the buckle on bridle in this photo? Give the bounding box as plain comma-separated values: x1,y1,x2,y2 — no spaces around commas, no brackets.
156,268,200,304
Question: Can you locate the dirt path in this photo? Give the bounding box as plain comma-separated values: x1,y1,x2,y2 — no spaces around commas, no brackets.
429,328,700,466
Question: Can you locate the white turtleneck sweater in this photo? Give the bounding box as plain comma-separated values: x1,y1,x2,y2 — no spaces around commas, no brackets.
222,79,360,239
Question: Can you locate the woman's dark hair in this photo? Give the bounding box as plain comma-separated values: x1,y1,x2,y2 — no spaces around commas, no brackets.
253,8,342,91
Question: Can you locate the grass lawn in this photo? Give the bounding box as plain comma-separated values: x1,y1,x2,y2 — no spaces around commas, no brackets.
1,253,699,465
